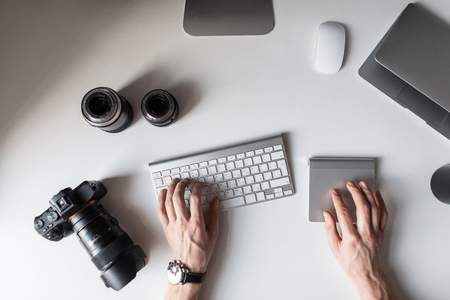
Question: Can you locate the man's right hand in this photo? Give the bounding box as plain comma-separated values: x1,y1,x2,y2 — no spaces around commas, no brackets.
324,181,396,300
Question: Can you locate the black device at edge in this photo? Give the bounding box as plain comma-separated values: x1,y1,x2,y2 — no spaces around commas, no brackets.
34,180,146,291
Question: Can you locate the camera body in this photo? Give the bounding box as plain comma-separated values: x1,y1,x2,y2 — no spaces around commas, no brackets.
34,181,146,291
34,181,107,241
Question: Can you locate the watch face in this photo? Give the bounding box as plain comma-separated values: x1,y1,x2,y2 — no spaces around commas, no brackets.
167,261,185,285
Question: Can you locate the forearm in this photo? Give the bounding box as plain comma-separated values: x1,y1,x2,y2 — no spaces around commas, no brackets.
352,272,396,300
164,284,202,300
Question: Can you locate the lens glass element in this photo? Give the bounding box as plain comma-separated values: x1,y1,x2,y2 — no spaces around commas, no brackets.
88,95,110,117
148,97,169,116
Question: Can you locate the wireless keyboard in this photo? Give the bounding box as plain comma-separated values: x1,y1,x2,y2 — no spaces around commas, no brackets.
148,135,295,212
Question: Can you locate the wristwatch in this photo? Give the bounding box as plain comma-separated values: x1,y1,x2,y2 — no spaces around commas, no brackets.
167,260,206,285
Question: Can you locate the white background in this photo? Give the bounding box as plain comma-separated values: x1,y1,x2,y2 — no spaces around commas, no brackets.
1,0,450,299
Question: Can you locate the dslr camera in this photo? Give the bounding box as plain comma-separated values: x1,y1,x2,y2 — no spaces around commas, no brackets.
34,181,146,291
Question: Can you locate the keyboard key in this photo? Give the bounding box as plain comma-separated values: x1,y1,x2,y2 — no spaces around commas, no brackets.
217,164,226,172
273,170,282,178
228,180,237,188
264,147,273,153
162,170,171,177
208,166,217,174
254,174,264,182
219,196,245,210
237,153,245,159
261,182,270,190
263,172,273,180
232,170,242,178
227,155,236,161
253,156,262,164
225,189,235,198
245,176,255,184
235,160,244,168
226,162,235,170
271,151,285,160
209,184,219,193
237,178,246,186
234,187,243,196
255,149,264,155
242,168,251,176
243,186,252,194
246,151,255,157
153,172,162,179
277,160,289,176
224,172,232,180
244,158,253,166
252,183,261,192
256,192,265,201
208,159,217,165
268,162,277,170
245,194,257,203
181,166,190,172
163,176,172,185
262,154,271,162
274,144,282,151
266,194,275,199
270,177,291,188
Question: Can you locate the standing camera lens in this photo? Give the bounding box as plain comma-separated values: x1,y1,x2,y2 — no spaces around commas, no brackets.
81,87,133,133
141,89,179,127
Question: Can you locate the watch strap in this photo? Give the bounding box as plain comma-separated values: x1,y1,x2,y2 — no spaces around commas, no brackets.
185,272,206,284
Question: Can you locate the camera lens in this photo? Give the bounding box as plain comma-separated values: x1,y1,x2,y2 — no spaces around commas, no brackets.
141,89,179,127
81,87,133,133
69,202,146,291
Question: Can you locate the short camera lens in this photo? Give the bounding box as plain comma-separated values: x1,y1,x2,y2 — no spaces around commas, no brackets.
141,89,179,127
81,87,133,133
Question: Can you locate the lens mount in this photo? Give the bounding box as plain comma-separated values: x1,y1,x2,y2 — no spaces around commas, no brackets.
141,89,179,127
82,87,121,127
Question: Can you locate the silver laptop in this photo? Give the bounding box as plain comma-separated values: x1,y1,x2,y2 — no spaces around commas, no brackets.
359,3,450,140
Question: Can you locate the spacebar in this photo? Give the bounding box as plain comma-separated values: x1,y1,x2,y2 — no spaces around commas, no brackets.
219,196,245,210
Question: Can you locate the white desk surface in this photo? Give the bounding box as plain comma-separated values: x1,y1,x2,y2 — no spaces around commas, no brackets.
1,1,450,299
